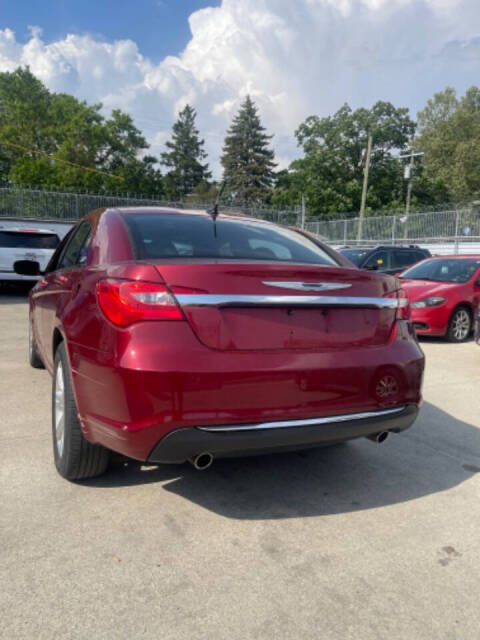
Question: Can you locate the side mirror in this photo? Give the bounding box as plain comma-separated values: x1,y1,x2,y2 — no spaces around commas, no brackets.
14,260,42,277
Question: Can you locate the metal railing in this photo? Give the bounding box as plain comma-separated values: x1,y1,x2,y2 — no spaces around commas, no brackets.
0,187,300,226
2,186,480,253
305,209,480,252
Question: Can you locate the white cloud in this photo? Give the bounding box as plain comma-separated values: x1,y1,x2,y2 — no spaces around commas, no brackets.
1,0,479,177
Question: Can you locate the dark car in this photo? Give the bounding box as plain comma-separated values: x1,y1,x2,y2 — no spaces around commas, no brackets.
16,207,424,480
338,245,431,275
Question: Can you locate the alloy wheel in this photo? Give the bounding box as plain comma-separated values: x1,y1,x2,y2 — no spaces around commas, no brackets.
54,361,66,458
28,320,34,359
451,309,470,341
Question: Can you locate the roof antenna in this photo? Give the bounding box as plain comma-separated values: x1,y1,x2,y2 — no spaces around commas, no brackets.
208,180,226,238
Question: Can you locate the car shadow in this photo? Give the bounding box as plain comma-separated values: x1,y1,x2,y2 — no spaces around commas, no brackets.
0,282,33,303
84,401,480,519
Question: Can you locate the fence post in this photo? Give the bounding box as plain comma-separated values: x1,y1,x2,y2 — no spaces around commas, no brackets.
343,220,348,245
391,215,396,245
454,209,460,254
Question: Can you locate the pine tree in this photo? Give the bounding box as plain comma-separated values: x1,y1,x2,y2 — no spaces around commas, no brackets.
161,105,211,199
221,96,276,205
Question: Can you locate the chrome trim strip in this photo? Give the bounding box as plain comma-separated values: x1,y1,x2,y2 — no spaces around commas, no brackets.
197,406,405,432
175,294,403,309
262,281,352,292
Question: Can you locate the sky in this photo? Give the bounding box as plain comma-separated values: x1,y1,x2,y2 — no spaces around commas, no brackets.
0,0,221,61
1,0,480,178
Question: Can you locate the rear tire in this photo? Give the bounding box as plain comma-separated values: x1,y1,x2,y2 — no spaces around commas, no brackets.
446,306,472,343
52,342,109,480
29,318,45,369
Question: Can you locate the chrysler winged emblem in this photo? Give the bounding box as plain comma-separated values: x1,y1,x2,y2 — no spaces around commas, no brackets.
262,281,352,292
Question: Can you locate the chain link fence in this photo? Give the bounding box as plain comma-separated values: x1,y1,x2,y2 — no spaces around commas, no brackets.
305,208,480,252
0,187,300,226
2,186,480,253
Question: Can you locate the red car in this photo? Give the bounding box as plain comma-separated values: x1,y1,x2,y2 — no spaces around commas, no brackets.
399,255,480,342
16,207,424,480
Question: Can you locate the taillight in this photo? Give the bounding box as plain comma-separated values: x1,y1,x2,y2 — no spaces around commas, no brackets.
385,288,411,320
96,279,183,327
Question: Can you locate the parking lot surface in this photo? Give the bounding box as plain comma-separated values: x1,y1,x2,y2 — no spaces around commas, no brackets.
1,288,479,640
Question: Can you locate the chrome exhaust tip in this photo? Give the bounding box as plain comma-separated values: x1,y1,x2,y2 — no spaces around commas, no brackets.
367,431,390,444
190,452,214,471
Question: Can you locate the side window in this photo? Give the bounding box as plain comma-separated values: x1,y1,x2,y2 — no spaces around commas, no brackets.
393,250,412,269
415,251,427,264
363,250,389,270
77,233,92,266
393,250,423,269
44,229,74,273
57,222,91,270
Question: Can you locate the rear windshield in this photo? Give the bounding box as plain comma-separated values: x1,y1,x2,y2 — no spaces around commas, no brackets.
338,248,370,266
124,214,339,266
0,231,59,249
400,258,480,283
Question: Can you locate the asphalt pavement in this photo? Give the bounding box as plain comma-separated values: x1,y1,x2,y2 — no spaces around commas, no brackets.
1,285,479,640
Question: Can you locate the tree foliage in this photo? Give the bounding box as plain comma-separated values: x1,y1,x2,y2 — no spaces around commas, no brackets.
0,67,164,195
161,105,211,199
221,96,276,205
417,86,480,201
1,66,479,217
285,102,416,217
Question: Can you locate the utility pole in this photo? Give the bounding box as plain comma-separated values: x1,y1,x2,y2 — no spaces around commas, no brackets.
357,133,372,241
399,148,424,239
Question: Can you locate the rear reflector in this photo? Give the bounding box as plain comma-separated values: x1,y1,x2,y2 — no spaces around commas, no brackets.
97,279,183,327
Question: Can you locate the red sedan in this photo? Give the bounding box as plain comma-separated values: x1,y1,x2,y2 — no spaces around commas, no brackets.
16,207,424,480
400,255,480,342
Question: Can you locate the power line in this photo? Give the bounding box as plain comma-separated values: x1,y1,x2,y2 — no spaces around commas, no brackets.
0,141,124,181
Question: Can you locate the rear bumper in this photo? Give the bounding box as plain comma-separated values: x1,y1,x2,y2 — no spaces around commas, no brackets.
148,404,419,463
0,271,40,282
74,320,424,461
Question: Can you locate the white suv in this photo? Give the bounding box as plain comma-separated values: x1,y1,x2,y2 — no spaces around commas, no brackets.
0,221,71,282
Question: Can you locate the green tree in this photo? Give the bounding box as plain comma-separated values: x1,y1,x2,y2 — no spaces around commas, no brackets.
417,86,480,201
289,101,415,217
0,67,164,195
221,96,276,205
186,181,219,204
416,87,458,131
161,105,211,199
0,67,53,183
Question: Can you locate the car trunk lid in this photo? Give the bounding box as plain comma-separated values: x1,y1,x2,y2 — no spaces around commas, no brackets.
154,262,398,350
